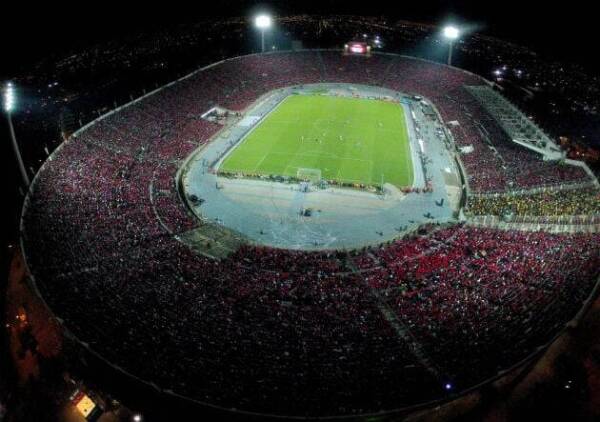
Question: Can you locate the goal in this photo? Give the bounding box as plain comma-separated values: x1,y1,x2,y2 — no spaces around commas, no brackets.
297,168,322,183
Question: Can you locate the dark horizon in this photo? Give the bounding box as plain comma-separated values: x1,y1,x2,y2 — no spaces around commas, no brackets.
1,1,599,78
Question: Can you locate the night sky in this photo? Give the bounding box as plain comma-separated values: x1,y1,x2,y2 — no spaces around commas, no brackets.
1,1,598,77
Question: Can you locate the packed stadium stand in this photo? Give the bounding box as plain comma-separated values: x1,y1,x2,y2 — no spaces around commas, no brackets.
468,187,600,218
20,51,600,417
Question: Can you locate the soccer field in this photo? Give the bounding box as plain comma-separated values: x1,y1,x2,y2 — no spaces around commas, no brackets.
220,94,414,188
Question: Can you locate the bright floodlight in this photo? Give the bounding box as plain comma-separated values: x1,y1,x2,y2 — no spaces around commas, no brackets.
255,14,272,29
3,82,15,112
443,26,460,40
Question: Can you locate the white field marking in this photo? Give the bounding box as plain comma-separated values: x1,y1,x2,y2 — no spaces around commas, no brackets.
253,153,270,172
332,175,374,184
217,94,291,171
368,160,375,186
267,116,404,137
267,150,372,163
283,164,300,175
277,154,373,183
262,119,303,125
333,160,373,184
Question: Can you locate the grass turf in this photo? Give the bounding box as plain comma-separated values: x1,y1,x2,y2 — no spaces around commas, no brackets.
219,94,414,188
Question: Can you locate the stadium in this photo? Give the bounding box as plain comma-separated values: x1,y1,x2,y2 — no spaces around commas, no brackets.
11,41,600,419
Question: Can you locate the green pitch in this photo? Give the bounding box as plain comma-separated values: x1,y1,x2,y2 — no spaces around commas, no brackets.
220,94,414,188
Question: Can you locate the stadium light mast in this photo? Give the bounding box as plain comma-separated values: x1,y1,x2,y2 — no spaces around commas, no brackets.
255,14,272,53
443,25,460,66
3,82,30,188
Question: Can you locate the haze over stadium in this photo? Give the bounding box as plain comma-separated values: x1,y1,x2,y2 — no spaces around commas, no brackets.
1,3,600,422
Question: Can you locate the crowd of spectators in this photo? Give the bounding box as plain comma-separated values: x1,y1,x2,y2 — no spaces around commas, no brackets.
20,51,600,416
440,87,591,193
357,226,600,380
468,187,600,217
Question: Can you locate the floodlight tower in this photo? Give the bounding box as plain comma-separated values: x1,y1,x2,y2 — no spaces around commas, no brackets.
255,14,272,53
3,82,30,188
443,25,460,66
